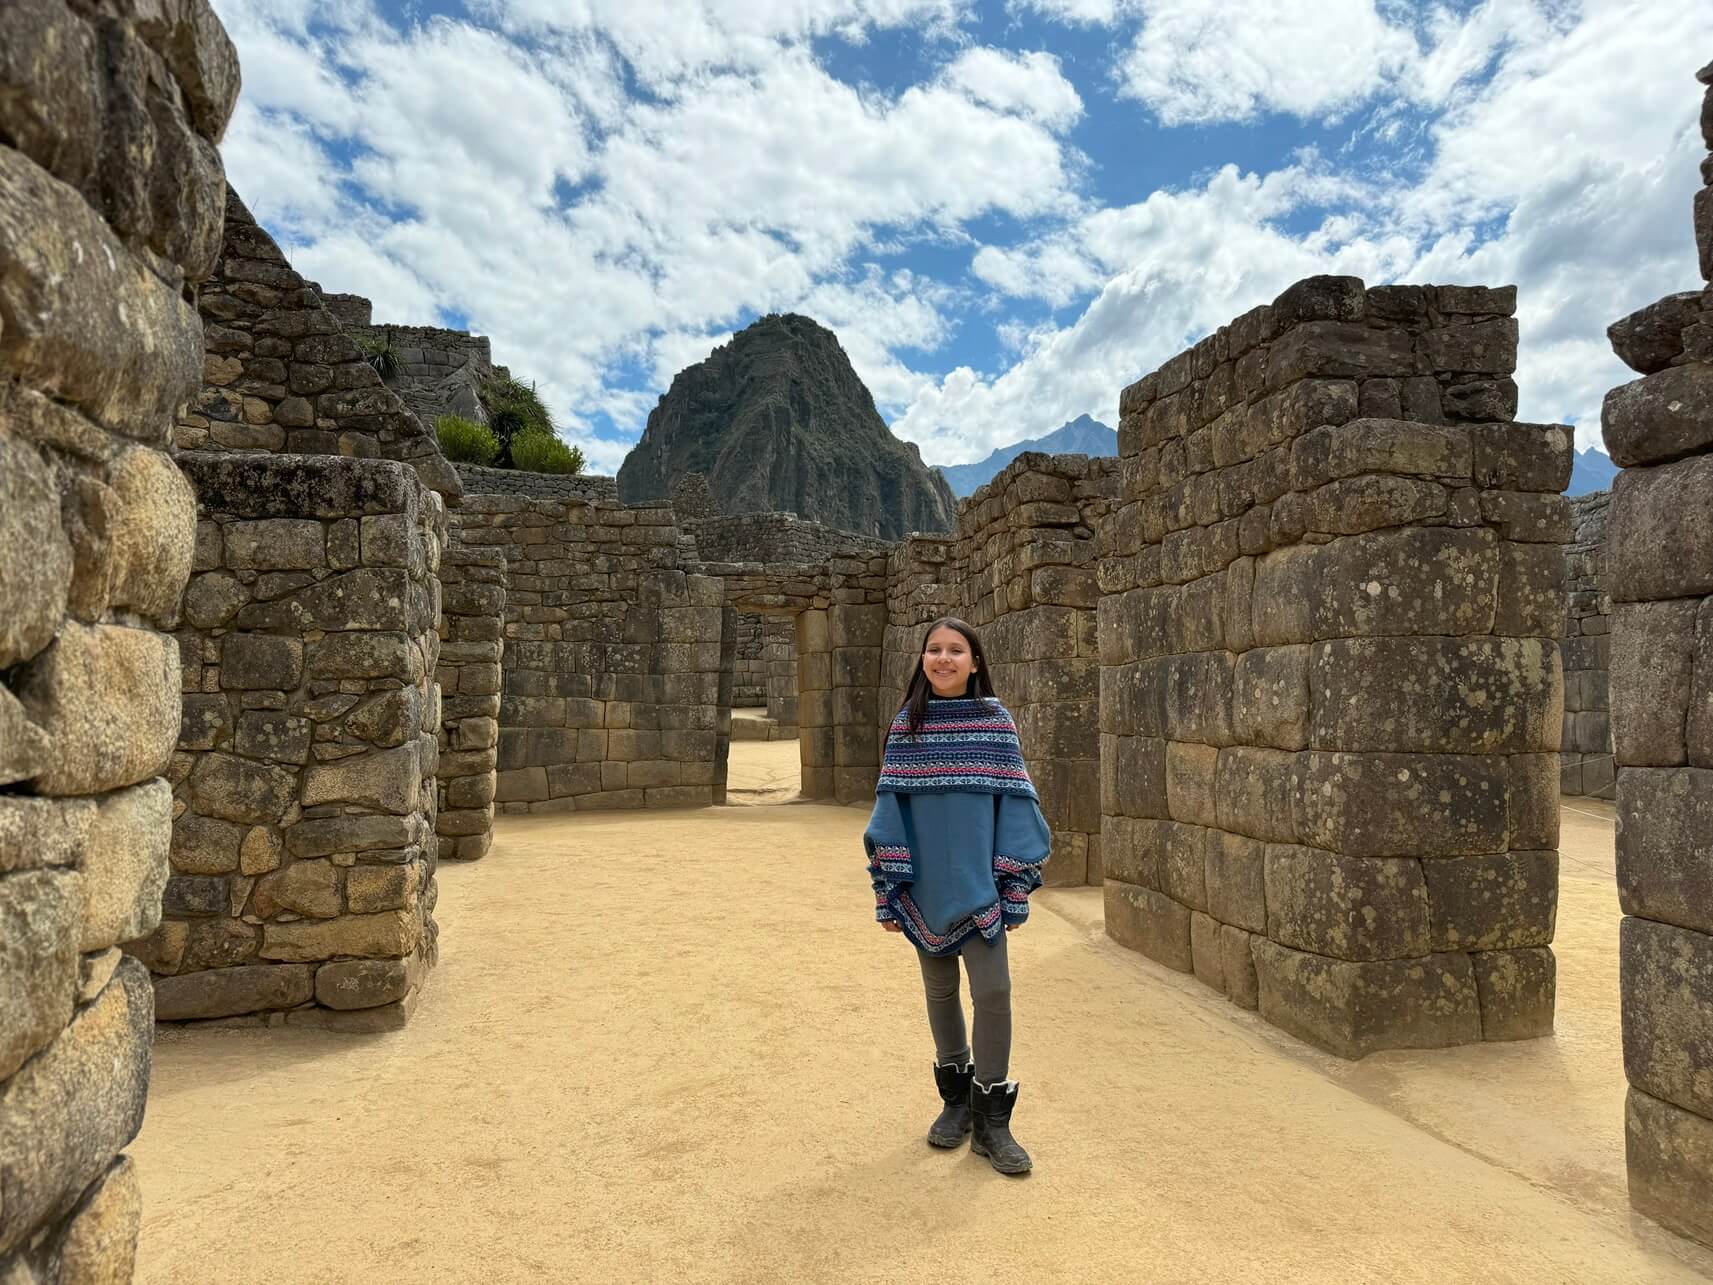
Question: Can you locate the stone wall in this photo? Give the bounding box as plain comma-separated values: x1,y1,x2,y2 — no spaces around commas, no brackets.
129,454,443,1031
0,0,238,1275
763,615,799,727
878,453,1117,887
436,548,506,860
1562,491,1614,797
1604,59,1713,1247
1101,275,1570,1057
453,495,730,812
174,189,461,500
688,510,892,564
732,612,770,706
454,464,620,503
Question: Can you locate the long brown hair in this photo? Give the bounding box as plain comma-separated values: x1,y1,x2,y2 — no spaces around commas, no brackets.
900,617,998,736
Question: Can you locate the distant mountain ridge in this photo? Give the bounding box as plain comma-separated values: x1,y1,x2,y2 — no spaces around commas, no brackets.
616,313,956,538
934,414,1117,497
1567,447,1617,495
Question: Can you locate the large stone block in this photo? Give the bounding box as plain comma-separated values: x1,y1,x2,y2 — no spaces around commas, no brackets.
0,868,77,1082
49,1150,143,1284
1609,600,1696,767
1602,363,1713,467
1295,751,1508,858
1617,767,1713,936
1308,636,1560,755
0,433,71,668
259,909,420,962
0,684,51,787
0,796,95,875
0,958,151,1257
1626,1086,1713,1247
302,742,421,815
1103,881,1192,971
1219,924,1260,1009
1289,418,1470,489
1251,938,1481,1058
1473,946,1555,1041
1214,746,1300,844
15,623,180,795
1309,527,1498,638
79,779,171,952
1101,816,1165,889
1205,831,1266,933
1231,645,1310,751
1164,741,1218,827
219,633,304,691
189,752,295,825
315,954,420,1010
1621,916,1713,1119
1607,456,1713,603
153,961,314,1020
234,568,415,632
0,147,203,441
1422,850,1557,951
1263,845,1430,961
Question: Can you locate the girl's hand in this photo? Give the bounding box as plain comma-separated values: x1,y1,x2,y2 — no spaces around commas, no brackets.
1005,923,1017,932
883,921,902,933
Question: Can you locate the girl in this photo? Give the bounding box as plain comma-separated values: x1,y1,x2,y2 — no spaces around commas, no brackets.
864,617,1052,1175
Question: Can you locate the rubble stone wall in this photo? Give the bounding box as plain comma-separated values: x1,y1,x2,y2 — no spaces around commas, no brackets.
454,464,619,502
732,612,770,705
454,495,730,812
437,548,506,860
173,189,461,500
1562,491,1614,798
1605,60,1713,1247
878,454,1117,887
1101,275,1570,1057
688,510,892,565
0,0,239,1274
763,615,799,727
130,454,444,1032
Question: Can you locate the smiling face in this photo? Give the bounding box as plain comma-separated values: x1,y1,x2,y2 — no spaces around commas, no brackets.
921,624,976,698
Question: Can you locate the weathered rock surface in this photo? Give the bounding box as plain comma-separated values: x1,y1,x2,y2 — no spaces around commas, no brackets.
617,313,956,538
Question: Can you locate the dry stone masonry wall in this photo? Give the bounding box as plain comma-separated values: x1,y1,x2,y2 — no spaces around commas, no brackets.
1603,59,1713,1249
455,464,619,502
436,548,506,860
132,454,444,1032
0,0,238,1276
175,189,461,500
1101,275,1570,1057
454,495,732,812
1562,492,1614,798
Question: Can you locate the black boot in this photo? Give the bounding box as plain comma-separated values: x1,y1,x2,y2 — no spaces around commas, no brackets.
927,1060,974,1148
970,1080,1032,1174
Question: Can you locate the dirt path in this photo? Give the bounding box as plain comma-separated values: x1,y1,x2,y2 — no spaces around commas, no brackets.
130,797,1713,1284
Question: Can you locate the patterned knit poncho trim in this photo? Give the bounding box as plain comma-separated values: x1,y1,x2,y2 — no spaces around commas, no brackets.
876,697,1039,801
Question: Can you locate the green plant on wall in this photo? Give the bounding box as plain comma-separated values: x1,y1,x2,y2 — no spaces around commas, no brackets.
354,331,398,379
479,374,555,466
511,429,585,475
435,414,500,465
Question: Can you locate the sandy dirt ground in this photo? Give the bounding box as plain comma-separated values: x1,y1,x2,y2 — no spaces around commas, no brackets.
130,757,1713,1284
722,733,801,804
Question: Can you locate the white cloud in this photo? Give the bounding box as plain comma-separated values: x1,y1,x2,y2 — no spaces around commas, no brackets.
212,0,1704,477
942,48,1083,130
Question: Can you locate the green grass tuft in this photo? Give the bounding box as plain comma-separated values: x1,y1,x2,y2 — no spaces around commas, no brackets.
435,414,500,466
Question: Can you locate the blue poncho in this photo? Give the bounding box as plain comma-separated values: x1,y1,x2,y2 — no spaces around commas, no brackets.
864,696,1052,956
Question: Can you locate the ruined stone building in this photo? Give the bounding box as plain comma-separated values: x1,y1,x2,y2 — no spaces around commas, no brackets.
3,7,1712,1276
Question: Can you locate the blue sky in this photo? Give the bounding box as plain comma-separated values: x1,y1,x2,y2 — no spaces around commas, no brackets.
212,0,1708,473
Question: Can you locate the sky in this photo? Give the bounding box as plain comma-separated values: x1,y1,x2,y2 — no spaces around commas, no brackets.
212,0,1710,474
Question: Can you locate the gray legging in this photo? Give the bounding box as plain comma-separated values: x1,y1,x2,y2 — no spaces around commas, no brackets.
916,930,1011,1084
